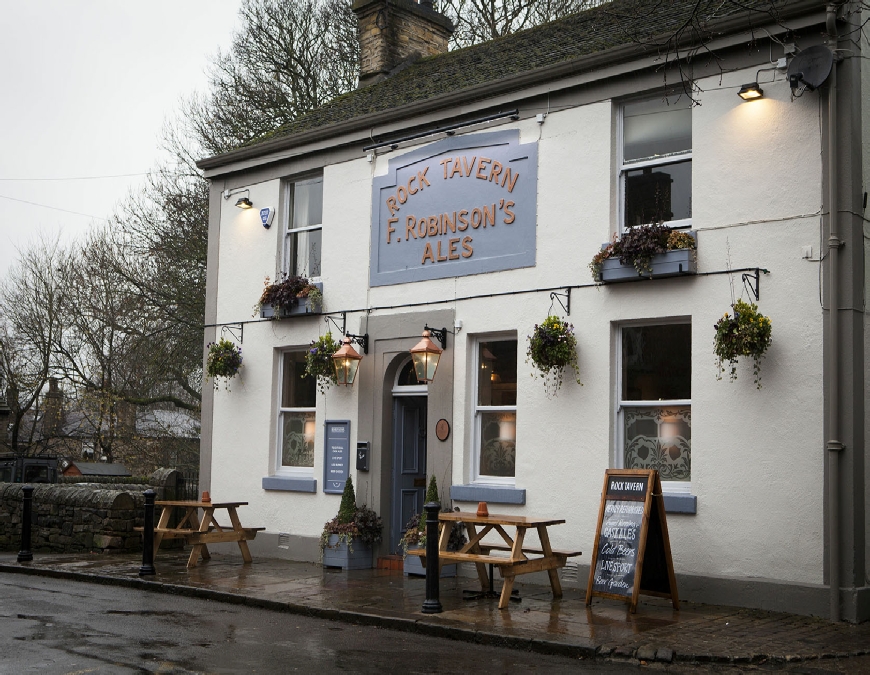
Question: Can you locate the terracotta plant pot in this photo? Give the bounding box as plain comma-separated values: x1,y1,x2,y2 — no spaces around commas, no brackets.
477,502,488,517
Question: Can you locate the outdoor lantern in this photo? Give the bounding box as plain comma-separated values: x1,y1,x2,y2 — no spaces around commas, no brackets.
409,329,444,384
235,196,254,209
738,82,763,101
333,337,363,386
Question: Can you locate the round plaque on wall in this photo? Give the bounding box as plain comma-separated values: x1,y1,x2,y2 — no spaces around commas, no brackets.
435,419,450,441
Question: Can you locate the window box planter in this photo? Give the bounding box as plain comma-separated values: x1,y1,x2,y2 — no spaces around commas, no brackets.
260,282,323,318
597,231,696,283
403,545,457,578
321,534,373,570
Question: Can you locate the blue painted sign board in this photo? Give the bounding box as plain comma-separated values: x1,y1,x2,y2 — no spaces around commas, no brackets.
323,420,350,494
370,130,538,286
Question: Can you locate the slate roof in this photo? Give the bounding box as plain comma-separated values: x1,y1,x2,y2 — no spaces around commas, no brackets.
202,0,814,165
65,462,132,477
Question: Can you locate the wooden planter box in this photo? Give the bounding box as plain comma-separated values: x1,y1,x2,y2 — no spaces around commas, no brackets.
403,546,457,578
322,534,373,570
597,233,697,283
260,282,323,318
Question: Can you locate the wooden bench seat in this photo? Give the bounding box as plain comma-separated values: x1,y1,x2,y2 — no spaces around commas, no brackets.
479,544,582,557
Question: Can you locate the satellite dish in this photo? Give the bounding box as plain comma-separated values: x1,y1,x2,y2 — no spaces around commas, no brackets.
787,45,834,91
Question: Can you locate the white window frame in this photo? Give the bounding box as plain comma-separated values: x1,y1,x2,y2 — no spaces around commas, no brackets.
471,333,517,486
275,349,316,478
618,97,693,233
282,175,324,281
615,318,692,494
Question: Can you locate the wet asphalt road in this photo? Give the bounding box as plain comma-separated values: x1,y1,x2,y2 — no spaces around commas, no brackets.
0,573,617,674
2,573,869,674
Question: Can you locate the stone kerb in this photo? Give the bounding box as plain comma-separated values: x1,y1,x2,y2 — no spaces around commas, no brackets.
0,482,146,554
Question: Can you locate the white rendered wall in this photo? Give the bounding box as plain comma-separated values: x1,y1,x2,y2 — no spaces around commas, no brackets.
209,66,826,584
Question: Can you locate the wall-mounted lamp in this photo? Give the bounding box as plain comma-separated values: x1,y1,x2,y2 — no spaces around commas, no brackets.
737,82,764,101
223,187,253,209
235,197,253,209
409,326,446,384
333,334,368,386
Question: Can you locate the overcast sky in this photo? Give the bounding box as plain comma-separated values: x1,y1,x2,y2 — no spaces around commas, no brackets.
0,1,240,278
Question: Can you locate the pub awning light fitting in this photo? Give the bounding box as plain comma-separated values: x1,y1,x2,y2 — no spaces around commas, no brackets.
409,326,446,384
332,334,368,386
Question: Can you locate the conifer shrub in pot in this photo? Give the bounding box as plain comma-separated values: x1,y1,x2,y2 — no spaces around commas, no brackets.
320,475,382,569
401,476,466,577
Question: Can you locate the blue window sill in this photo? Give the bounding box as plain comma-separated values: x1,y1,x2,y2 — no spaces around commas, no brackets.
262,476,317,493
450,484,526,505
663,493,696,514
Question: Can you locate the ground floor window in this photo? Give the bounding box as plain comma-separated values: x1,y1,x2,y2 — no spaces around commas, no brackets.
618,321,691,488
474,336,517,482
277,350,316,474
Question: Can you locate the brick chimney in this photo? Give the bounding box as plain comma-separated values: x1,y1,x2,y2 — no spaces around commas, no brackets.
353,0,453,88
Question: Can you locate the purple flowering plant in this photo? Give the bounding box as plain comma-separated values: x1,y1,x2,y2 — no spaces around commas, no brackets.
206,338,242,390
304,332,340,394
526,315,582,397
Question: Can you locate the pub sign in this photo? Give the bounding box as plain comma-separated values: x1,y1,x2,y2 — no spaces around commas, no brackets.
370,130,538,286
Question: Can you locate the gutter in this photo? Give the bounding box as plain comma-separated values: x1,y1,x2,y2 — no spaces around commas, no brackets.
824,2,845,623
196,0,824,173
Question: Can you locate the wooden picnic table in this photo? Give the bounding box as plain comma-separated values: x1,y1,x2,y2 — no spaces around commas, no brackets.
407,511,581,609
151,500,264,568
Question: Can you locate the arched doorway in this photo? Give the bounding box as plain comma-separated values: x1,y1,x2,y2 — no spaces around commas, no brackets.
389,358,428,553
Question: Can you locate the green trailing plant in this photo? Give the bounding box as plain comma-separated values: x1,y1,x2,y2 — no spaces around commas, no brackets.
320,475,383,554
305,332,340,394
589,223,696,281
206,338,242,390
257,273,319,316
526,315,581,397
713,299,772,388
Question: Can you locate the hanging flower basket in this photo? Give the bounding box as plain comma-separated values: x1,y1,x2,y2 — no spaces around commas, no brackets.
305,332,340,394
713,299,772,388
526,315,582,397
206,338,242,390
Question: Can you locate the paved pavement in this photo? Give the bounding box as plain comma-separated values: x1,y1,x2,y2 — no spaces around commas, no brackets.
2,551,869,670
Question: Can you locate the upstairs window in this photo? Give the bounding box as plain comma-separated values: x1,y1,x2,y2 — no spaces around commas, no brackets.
283,176,324,279
620,97,692,229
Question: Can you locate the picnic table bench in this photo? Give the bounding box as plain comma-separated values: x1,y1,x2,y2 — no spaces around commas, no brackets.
137,500,263,568
407,510,581,609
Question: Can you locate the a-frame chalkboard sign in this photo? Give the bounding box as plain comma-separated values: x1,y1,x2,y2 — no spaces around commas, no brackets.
585,469,678,612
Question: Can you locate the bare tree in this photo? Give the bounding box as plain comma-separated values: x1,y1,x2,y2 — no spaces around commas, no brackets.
0,238,66,455
440,0,600,47
186,0,359,155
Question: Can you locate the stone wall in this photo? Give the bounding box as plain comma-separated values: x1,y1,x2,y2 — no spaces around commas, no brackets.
0,483,146,553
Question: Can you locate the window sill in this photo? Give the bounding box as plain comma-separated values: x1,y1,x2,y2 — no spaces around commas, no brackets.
262,476,317,493
450,484,526,505
663,492,696,514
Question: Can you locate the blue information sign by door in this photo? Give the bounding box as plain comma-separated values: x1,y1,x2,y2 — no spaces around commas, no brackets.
323,420,350,494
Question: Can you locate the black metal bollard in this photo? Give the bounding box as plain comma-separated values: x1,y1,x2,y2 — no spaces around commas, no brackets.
139,489,156,576
17,485,33,563
421,501,442,614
